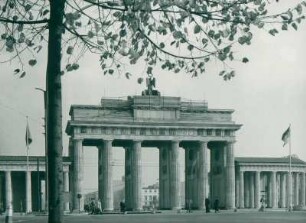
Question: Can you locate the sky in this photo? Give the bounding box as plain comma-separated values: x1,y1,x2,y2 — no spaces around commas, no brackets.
0,1,306,192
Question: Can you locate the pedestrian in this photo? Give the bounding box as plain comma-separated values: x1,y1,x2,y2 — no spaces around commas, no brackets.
205,198,210,213
259,197,265,212
214,199,219,213
188,199,192,213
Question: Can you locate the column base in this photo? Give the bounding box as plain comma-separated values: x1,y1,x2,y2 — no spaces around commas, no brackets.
71,209,86,214
102,209,114,212
171,207,181,210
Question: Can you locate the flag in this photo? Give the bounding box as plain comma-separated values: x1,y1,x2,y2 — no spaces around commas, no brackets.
281,126,290,147
25,121,32,146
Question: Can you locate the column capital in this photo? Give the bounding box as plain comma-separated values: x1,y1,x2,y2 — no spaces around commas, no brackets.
72,137,84,141
171,140,180,144
132,140,142,143
197,141,208,148
102,138,114,142
226,141,236,145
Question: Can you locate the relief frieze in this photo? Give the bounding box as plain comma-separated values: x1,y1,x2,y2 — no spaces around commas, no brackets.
77,126,233,138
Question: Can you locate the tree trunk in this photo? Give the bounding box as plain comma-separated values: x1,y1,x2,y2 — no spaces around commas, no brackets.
47,0,65,222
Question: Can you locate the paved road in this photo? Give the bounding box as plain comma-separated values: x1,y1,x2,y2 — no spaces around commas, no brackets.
1,211,306,223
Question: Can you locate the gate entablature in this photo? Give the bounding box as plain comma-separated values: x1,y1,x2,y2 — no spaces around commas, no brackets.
66,95,241,141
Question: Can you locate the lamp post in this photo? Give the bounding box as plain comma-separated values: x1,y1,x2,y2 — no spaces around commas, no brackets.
35,87,48,212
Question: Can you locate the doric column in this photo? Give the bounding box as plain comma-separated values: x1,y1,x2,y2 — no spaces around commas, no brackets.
198,141,208,210
239,171,244,208
72,138,84,212
294,173,299,206
235,171,239,208
0,174,3,210
287,172,293,209
132,141,142,210
159,146,165,209
225,142,235,209
300,172,305,207
249,172,255,208
184,147,190,209
5,171,13,216
63,171,70,212
254,171,261,209
245,173,250,208
159,143,171,209
99,140,114,211
170,141,180,210
300,172,306,207
271,171,277,208
5,171,13,222
280,173,286,208
125,146,132,210
26,171,32,213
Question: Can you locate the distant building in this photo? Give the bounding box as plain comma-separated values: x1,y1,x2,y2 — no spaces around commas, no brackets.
142,183,159,209
234,156,306,209
84,177,125,211
0,156,71,213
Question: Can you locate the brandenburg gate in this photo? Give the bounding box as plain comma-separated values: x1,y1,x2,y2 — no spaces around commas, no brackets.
66,85,241,211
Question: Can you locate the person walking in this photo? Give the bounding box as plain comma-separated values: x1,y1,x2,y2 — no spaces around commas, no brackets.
188,199,192,213
214,199,219,213
205,198,210,213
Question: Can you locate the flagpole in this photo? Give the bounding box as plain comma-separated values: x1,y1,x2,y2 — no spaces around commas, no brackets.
26,116,30,214
26,116,29,174
288,124,292,212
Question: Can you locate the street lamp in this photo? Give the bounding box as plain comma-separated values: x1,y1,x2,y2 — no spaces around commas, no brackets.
35,87,48,212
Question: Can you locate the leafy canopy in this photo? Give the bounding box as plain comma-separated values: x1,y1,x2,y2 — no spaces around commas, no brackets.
0,0,305,81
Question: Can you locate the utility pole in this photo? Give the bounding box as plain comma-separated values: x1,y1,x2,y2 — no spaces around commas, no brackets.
35,87,48,212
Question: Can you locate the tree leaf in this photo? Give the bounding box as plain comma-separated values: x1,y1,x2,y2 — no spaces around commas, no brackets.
137,77,143,84
14,69,20,74
125,72,131,79
72,63,79,70
282,23,288,30
43,9,50,16
296,4,303,15
219,70,226,76
66,46,73,54
194,24,201,34
291,23,298,30
28,59,37,66
19,71,26,78
242,57,249,63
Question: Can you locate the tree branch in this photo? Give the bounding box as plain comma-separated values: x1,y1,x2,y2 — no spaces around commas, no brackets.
0,18,49,24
